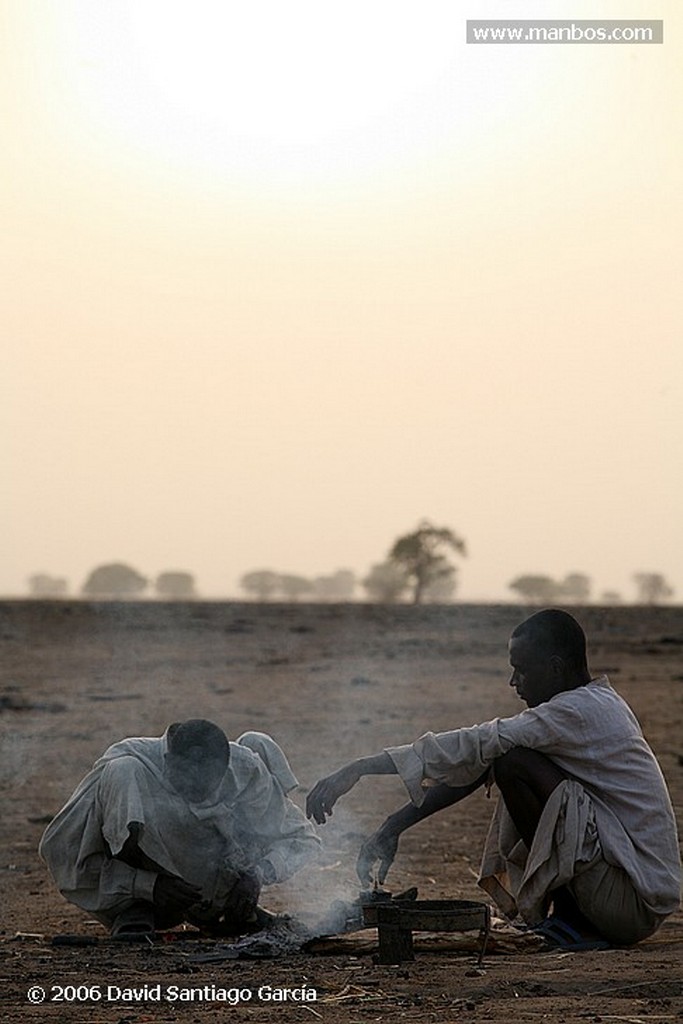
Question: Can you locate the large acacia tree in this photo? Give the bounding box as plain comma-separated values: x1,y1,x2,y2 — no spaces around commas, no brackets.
389,520,466,605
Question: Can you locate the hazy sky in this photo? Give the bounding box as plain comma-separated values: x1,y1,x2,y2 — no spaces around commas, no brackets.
3,0,681,601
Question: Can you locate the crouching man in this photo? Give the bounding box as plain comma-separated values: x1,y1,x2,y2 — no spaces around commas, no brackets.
40,720,320,937
307,610,681,949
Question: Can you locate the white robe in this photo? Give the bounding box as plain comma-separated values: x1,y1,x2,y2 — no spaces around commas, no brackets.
39,730,320,925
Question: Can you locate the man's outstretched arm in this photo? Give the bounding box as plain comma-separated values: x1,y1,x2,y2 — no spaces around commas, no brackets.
357,771,490,886
306,752,396,824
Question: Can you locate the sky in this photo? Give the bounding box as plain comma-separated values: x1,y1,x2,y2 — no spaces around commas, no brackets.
3,0,681,602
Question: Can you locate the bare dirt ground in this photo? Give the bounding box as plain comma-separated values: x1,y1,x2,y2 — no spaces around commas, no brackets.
1,600,682,1023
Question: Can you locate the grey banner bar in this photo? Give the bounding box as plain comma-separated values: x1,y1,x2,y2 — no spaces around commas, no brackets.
466,20,663,44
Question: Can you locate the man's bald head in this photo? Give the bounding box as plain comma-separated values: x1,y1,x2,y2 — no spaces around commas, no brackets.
165,719,229,802
511,609,589,677
167,719,230,761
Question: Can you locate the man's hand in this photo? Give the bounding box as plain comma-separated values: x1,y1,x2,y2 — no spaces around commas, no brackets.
355,777,491,886
153,874,203,914
224,870,261,920
356,824,400,887
306,763,361,824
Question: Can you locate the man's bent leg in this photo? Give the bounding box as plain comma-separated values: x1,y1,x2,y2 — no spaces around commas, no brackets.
493,748,596,933
493,748,568,847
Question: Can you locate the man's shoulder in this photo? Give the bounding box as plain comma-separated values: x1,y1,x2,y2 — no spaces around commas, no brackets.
221,742,277,805
227,741,271,781
95,736,164,771
542,675,638,729
554,675,618,706
228,741,269,775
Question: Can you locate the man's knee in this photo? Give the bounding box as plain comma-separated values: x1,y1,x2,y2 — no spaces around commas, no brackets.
493,747,565,792
493,747,535,786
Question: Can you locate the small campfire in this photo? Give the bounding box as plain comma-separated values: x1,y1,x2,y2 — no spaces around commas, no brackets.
49,887,490,965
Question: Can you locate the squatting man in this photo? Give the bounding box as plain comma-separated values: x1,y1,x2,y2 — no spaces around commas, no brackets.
307,610,681,948
41,722,320,936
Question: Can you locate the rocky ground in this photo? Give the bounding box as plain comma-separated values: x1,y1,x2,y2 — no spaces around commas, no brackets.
1,600,682,1023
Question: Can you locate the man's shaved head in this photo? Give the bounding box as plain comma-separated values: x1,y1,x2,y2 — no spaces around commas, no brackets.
167,719,230,762
511,609,588,675
165,720,229,801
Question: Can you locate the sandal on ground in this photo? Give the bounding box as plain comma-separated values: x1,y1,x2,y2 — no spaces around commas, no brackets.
532,915,610,951
111,903,155,940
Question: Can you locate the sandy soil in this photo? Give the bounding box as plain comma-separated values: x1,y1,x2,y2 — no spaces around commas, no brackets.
1,600,682,1023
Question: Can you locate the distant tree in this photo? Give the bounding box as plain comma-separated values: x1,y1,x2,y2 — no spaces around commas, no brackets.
28,573,68,597
508,575,561,604
312,569,357,601
422,566,457,603
559,573,591,603
389,520,466,605
633,572,674,605
278,574,313,601
332,569,356,600
82,563,147,598
240,570,280,602
600,590,623,605
155,572,196,599
362,561,409,603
